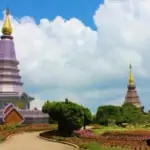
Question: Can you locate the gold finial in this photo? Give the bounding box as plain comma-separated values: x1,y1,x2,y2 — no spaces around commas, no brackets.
2,8,13,35
128,64,135,86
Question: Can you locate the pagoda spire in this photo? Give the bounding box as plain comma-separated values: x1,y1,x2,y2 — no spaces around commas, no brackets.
128,64,135,87
2,8,13,36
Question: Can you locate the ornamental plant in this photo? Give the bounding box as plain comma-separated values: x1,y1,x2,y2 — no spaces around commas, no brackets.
42,99,92,135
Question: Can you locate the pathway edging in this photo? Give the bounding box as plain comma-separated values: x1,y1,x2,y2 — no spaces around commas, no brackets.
39,131,79,150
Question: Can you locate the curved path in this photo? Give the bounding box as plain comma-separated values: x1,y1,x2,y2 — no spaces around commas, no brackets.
0,132,76,150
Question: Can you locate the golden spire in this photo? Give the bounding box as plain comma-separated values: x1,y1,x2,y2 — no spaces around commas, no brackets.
128,64,135,86
2,8,13,35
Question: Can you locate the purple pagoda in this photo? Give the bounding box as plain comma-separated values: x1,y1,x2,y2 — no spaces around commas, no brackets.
0,9,49,124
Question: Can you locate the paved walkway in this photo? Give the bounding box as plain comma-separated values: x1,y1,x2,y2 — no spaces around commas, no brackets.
0,132,76,150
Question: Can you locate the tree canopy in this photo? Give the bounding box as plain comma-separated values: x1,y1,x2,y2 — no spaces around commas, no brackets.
42,99,92,134
96,105,123,125
43,99,150,131
96,104,149,125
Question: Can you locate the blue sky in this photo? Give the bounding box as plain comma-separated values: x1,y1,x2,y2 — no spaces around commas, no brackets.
0,0,103,29
0,0,150,112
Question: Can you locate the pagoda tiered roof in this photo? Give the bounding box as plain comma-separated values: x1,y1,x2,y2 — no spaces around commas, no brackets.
124,64,141,108
0,9,23,95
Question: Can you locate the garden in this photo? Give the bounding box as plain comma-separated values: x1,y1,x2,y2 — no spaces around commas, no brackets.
0,99,150,150
40,99,150,150
40,125,150,150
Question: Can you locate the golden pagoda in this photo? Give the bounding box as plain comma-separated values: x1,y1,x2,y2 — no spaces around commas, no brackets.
2,8,12,36
124,64,141,108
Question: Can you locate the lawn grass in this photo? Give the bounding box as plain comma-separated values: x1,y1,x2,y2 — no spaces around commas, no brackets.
92,126,126,134
91,124,150,134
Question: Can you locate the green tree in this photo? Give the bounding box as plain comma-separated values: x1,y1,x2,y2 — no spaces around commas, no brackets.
83,107,92,129
42,100,86,135
96,105,123,126
95,104,149,126
42,100,50,113
121,104,145,124
91,114,97,124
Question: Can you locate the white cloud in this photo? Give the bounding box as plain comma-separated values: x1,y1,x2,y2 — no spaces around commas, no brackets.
1,0,150,111
30,99,46,110
103,97,124,106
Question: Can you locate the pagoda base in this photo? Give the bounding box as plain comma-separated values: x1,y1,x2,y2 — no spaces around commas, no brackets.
0,109,49,124
0,96,29,109
18,109,49,124
124,88,141,108
0,92,34,109
0,92,49,124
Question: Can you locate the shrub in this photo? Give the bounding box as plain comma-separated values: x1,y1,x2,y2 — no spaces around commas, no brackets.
42,99,92,135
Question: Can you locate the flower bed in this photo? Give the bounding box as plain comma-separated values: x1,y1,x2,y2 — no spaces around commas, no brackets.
73,129,94,138
102,130,150,136
73,129,150,149
38,127,150,149
40,130,100,149
40,130,127,150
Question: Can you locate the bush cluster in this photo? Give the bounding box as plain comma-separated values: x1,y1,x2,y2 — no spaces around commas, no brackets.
42,99,150,134
42,99,92,135
96,104,150,126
